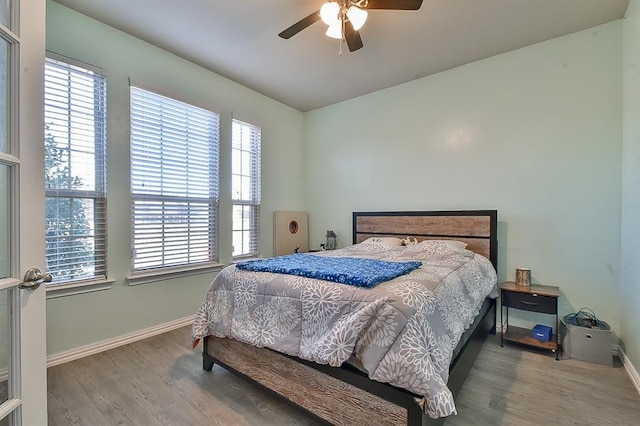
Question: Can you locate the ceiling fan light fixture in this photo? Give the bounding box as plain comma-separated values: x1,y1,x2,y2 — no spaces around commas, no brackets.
325,20,343,39
279,0,423,53
347,6,368,31
320,2,340,25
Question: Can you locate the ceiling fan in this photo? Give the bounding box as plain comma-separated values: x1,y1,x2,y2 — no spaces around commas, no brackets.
278,0,424,53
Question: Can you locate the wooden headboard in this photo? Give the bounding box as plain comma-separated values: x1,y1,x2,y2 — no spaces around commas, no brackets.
352,210,498,269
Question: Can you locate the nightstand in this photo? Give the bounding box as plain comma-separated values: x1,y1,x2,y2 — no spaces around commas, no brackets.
500,281,560,360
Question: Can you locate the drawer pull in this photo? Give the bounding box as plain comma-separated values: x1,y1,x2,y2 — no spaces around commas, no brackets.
520,301,538,306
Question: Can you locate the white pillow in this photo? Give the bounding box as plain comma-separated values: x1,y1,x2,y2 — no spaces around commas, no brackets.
360,237,404,247
402,239,468,249
404,239,468,256
437,239,468,249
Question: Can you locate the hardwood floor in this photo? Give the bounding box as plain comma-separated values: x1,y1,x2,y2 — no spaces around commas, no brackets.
445,338,640,426
47,327,321,426
47,326,640,425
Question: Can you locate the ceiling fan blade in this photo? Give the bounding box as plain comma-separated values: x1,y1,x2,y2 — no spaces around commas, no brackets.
278,11,321,39
365,0,423,10
344,21,364,52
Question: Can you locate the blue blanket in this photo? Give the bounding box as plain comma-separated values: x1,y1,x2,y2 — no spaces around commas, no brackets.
236,254,422,288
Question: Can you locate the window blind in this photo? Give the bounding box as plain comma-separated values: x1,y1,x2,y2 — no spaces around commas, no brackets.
44,55,107,283
130,86,220,271
231,119,261,257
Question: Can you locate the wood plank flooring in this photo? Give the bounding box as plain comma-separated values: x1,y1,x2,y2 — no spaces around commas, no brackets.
445,338,640,426
47,326,640,425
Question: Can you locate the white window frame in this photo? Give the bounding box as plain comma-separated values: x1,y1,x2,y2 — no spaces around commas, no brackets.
231,117,261,259
44,52,112,297
128,82,221,284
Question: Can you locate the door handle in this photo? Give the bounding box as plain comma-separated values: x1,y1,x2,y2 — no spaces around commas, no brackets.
19,267,53,290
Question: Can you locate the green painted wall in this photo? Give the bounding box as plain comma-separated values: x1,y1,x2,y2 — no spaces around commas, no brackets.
621,0,640,371
45,1,305,355
46,0,636,375
304,22,623,334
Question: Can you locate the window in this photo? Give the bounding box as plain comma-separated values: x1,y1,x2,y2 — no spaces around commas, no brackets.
44,54,107,283
232,118,261,258
130,85,220,272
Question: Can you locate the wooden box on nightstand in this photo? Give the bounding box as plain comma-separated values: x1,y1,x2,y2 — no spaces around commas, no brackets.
500,281,560,360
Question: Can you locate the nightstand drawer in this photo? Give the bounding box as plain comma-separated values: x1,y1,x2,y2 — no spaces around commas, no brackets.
501,290,557,314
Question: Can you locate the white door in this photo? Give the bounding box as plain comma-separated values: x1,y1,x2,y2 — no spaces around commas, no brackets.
0,0,47,425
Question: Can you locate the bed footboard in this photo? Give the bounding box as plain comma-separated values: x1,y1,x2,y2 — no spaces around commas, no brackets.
204,335,419,425
202,299,495,426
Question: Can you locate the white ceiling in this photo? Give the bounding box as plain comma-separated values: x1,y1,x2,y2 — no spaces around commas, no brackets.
53,0,629,112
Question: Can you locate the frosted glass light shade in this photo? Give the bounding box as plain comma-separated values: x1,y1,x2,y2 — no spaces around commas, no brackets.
347,6,367,31
326,20,343,39
320,2,340,25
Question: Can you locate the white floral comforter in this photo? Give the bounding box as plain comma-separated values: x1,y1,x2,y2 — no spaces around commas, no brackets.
192,241,498,418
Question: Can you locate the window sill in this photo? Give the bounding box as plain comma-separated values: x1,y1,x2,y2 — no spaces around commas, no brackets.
46,278,115,299
127,263,224,286
231,254,261,263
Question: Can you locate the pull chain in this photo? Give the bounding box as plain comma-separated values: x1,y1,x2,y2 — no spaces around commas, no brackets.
339,16,345,55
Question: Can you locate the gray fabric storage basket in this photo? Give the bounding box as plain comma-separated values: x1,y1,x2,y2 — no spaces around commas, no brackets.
560,317,612,366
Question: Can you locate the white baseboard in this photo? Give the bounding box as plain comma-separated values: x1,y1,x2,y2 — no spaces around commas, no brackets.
615,344,640,396
46,315,194,368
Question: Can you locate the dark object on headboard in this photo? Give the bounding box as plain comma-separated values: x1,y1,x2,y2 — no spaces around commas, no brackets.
353,209,498,270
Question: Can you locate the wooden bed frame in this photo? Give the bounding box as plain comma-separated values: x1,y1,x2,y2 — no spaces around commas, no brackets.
202,210,498,425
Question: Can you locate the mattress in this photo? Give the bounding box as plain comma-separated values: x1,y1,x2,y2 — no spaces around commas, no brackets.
192,240,498,418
